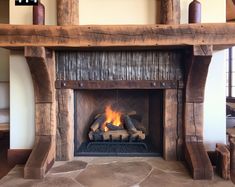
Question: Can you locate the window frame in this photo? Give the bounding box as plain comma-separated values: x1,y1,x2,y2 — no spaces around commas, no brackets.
227,47,235,102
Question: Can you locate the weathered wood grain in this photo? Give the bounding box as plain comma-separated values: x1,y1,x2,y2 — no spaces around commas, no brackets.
25,47,52,103
163,89,178,160
24,136,55,179
227,0,235,21
184,102,203,142
185,141,213,180
56,0,78,161
160,0,180,24
24,48,56,179
185,46,212,103
56,89,74,161
216,143,230,180
0,24,235,48
56,50,183,81
57,0,79,25
176,89,183,160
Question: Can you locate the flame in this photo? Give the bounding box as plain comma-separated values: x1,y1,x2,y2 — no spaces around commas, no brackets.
103,106,122,131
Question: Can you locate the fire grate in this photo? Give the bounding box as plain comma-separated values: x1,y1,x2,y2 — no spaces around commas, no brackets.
75,138,161,157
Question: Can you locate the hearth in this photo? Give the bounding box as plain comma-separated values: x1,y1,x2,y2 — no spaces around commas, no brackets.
74,90,163,156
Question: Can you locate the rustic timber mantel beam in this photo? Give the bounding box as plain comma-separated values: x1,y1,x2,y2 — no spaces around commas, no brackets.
0,23,235,49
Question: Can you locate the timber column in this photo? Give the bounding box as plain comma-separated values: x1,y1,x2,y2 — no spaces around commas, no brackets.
56,0,79,161
160,0,183,161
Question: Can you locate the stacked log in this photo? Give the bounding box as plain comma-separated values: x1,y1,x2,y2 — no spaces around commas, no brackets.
88,111,145,141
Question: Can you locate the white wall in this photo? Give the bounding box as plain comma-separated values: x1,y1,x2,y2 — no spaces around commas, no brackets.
9,0,226,150
10,52,35,148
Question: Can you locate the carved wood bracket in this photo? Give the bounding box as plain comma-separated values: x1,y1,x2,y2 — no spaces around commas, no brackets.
184,45,214,179
24,47,56,179
184,45,212,141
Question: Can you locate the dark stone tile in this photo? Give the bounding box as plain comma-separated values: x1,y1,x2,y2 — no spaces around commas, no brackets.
50,161,87,173
76,161,152,187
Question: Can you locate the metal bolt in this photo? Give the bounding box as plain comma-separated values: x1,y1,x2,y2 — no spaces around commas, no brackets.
161,82,166,87
151,82,157,87
63,82,66,87
79,82,84,87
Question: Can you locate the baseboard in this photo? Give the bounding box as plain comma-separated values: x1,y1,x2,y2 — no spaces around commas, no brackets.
8,149,32,165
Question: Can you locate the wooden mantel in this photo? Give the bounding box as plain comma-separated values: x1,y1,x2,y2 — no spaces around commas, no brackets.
0,23,235,49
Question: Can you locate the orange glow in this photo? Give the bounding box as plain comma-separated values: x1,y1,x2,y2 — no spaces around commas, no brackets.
103,106,122,131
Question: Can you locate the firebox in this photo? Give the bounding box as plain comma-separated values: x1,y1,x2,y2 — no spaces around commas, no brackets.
74,89,163,156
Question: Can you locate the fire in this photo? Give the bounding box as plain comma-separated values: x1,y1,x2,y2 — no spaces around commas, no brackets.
103,106,122,131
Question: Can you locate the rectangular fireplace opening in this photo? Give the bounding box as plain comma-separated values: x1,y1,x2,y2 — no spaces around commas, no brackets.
74,89,163,156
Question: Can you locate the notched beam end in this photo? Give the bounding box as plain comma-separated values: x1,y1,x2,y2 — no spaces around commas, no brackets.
25,46,46,59
193,45,213,56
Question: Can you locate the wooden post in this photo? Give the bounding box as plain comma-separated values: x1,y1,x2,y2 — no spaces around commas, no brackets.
56,0,79,161
57,0,79,25
163,89,178,160
160,0,180,24
216,143,230,180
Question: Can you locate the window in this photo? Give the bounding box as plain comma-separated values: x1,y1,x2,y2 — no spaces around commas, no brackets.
226,47,235,101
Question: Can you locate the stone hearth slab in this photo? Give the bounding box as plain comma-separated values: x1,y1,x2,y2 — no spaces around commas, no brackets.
0,157,234,187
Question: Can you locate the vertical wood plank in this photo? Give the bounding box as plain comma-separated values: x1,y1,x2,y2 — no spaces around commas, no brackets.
160,0,180,24
56,0,79,161
57,0,79,25
216,143,230,180
163,89,178,160
56,89,74,160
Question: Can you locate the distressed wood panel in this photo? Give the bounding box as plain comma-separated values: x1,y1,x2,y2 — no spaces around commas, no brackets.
24,48,56,179
0,24,235,49
184,103,203,142
55,0,78,161
25,47,52,103
160,0,180,24
185,142,213,180
35,103,56,136
56,51,183,81
24,136,55,179
57,0,79,25
176,89,183,160
216,143,230,180
56,89,74,160
163,89,178,160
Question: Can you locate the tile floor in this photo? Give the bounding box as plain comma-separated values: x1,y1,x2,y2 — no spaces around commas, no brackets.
0,157,234,187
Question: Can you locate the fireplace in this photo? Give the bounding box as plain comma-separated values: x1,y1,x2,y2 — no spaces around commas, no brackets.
74,89,163,156
55,49,184,158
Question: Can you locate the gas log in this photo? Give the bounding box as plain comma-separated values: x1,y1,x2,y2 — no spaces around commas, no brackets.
90,114,106,132
88,130,145,141
88,109,145,141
